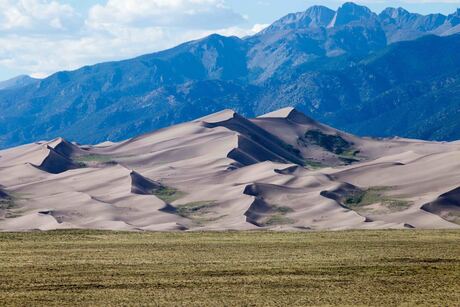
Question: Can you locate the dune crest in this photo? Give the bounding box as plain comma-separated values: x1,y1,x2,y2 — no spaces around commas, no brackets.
34,147,80,174
258,107,317,125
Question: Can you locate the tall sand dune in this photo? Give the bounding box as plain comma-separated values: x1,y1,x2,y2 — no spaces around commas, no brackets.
1,108,459,231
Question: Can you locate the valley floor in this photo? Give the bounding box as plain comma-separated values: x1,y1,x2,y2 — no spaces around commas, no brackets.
0,230,459,306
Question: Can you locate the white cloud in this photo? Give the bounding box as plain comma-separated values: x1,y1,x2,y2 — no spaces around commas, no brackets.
213,23,269,37
87,0,244,29
0,0,79,33
0,0,263,79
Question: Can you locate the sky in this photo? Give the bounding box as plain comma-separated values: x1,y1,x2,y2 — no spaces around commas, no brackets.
0,0,459,81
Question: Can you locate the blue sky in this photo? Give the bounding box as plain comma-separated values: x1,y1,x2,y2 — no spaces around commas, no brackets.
1,0,459,81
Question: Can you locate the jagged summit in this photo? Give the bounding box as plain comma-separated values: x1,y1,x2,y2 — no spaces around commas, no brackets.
262,2,381,33
258,5,335,33
305,5,336,27
328,2,376,28
380,7,413,20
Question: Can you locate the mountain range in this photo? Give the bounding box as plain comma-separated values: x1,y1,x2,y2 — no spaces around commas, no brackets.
1,2,460,148
1,108,459,231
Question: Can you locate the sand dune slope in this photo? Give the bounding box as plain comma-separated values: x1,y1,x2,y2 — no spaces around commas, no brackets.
1,108,459,231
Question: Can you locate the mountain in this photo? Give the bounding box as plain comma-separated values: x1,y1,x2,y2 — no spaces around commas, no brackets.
379,7,447,43
1,2,460,148
248,2,387,82
260,34,460,141
261,5,335,32
329,1,377,27
1,108,459,231
436,8,460,36
0,75,39,90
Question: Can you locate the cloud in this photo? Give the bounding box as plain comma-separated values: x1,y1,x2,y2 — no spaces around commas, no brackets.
0,0,262,79
213,23,269,37
87,0,245,29
0,0,79,34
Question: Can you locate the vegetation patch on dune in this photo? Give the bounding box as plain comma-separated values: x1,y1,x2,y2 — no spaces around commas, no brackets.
338,149,361,163
303,159,325,169
152,186,186,203
344,187,412,212
73,154,117,166
0,191,21,219
176,201,217,218
259,205,295,226
263,214,295,226
299,130,354,155
0,230,459,306
174,201,223,225
298,130,360,166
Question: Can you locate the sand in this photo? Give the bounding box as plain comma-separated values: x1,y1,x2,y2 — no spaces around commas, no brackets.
1,107,459,231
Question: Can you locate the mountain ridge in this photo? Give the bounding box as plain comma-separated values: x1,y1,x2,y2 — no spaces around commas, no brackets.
0,75,39,91
1,2,460,148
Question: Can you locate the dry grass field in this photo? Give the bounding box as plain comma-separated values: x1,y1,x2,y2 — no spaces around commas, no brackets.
0,230,459,306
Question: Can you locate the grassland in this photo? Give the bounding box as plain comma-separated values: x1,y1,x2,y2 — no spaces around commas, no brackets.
0,230,459,306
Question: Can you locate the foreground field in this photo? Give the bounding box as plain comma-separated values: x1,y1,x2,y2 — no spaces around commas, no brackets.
0,231,459,306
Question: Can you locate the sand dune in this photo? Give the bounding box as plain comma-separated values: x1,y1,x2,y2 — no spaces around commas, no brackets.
1,108,459,231
422,187,460,225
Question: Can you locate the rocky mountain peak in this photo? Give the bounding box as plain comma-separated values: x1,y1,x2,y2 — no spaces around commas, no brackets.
260,5,335,33
380,7,411,19
328,2,375,28
304,5,336,27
